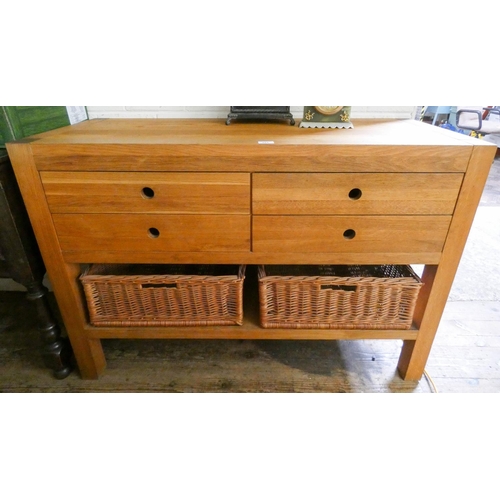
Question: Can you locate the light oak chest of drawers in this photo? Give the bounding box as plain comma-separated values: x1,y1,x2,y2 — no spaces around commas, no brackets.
7,118,496,380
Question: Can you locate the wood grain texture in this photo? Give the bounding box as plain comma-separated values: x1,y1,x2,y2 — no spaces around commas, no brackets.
52,214,251,253
26,118,477,146
58,250,443,266
253,215,451,254
253,173,463,215
30,119,473,173
42,172,250,214
33,151,470,173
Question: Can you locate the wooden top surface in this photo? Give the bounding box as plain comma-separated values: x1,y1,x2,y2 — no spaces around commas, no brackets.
10,118,494,148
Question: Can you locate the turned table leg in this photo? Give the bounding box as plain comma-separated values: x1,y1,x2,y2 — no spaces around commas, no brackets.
1,154,74,379
25,281,74,379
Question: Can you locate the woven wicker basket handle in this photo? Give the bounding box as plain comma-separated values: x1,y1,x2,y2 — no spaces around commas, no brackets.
320,284,357,292
141,283,177,289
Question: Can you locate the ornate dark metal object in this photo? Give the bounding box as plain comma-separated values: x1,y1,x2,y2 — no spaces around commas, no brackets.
226,106,295,125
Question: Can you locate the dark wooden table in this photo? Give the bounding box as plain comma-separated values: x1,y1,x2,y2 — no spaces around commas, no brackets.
0,152,73,378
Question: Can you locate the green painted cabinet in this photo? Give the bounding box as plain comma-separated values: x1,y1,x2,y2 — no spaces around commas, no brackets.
1,106,87,148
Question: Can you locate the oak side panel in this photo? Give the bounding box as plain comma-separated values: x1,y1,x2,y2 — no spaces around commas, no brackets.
398,144,497,380
5,142,106,379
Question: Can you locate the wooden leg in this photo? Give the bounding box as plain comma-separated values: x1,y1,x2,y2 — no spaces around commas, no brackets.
398,324,441,381
73,338,106,380
26,281,74,379
397,147,497,380
48,263,107,379
397,340,424,381
397,265,437,380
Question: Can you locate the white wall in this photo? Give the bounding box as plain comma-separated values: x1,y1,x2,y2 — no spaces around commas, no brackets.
87,106,417,120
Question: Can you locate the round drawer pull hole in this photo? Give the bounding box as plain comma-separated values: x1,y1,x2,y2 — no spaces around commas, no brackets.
349,188,362,200
142,187,155,199
148,227,160,238
343,229,356,240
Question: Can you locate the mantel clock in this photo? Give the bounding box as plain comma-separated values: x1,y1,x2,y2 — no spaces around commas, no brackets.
300,106,353,128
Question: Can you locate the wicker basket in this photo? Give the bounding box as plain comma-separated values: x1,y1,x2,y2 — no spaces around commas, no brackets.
258,265,422,329
80,264,246,327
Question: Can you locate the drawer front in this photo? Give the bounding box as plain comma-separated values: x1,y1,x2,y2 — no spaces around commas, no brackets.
253,173,463,215
42,172,250,214
53,214,250,253
253,215,451,254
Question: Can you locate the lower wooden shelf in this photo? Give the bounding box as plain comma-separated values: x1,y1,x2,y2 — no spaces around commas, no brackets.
86,324,418,341
84,278,419,341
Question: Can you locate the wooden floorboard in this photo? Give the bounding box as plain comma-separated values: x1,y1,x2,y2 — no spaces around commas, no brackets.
1,290,499,393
